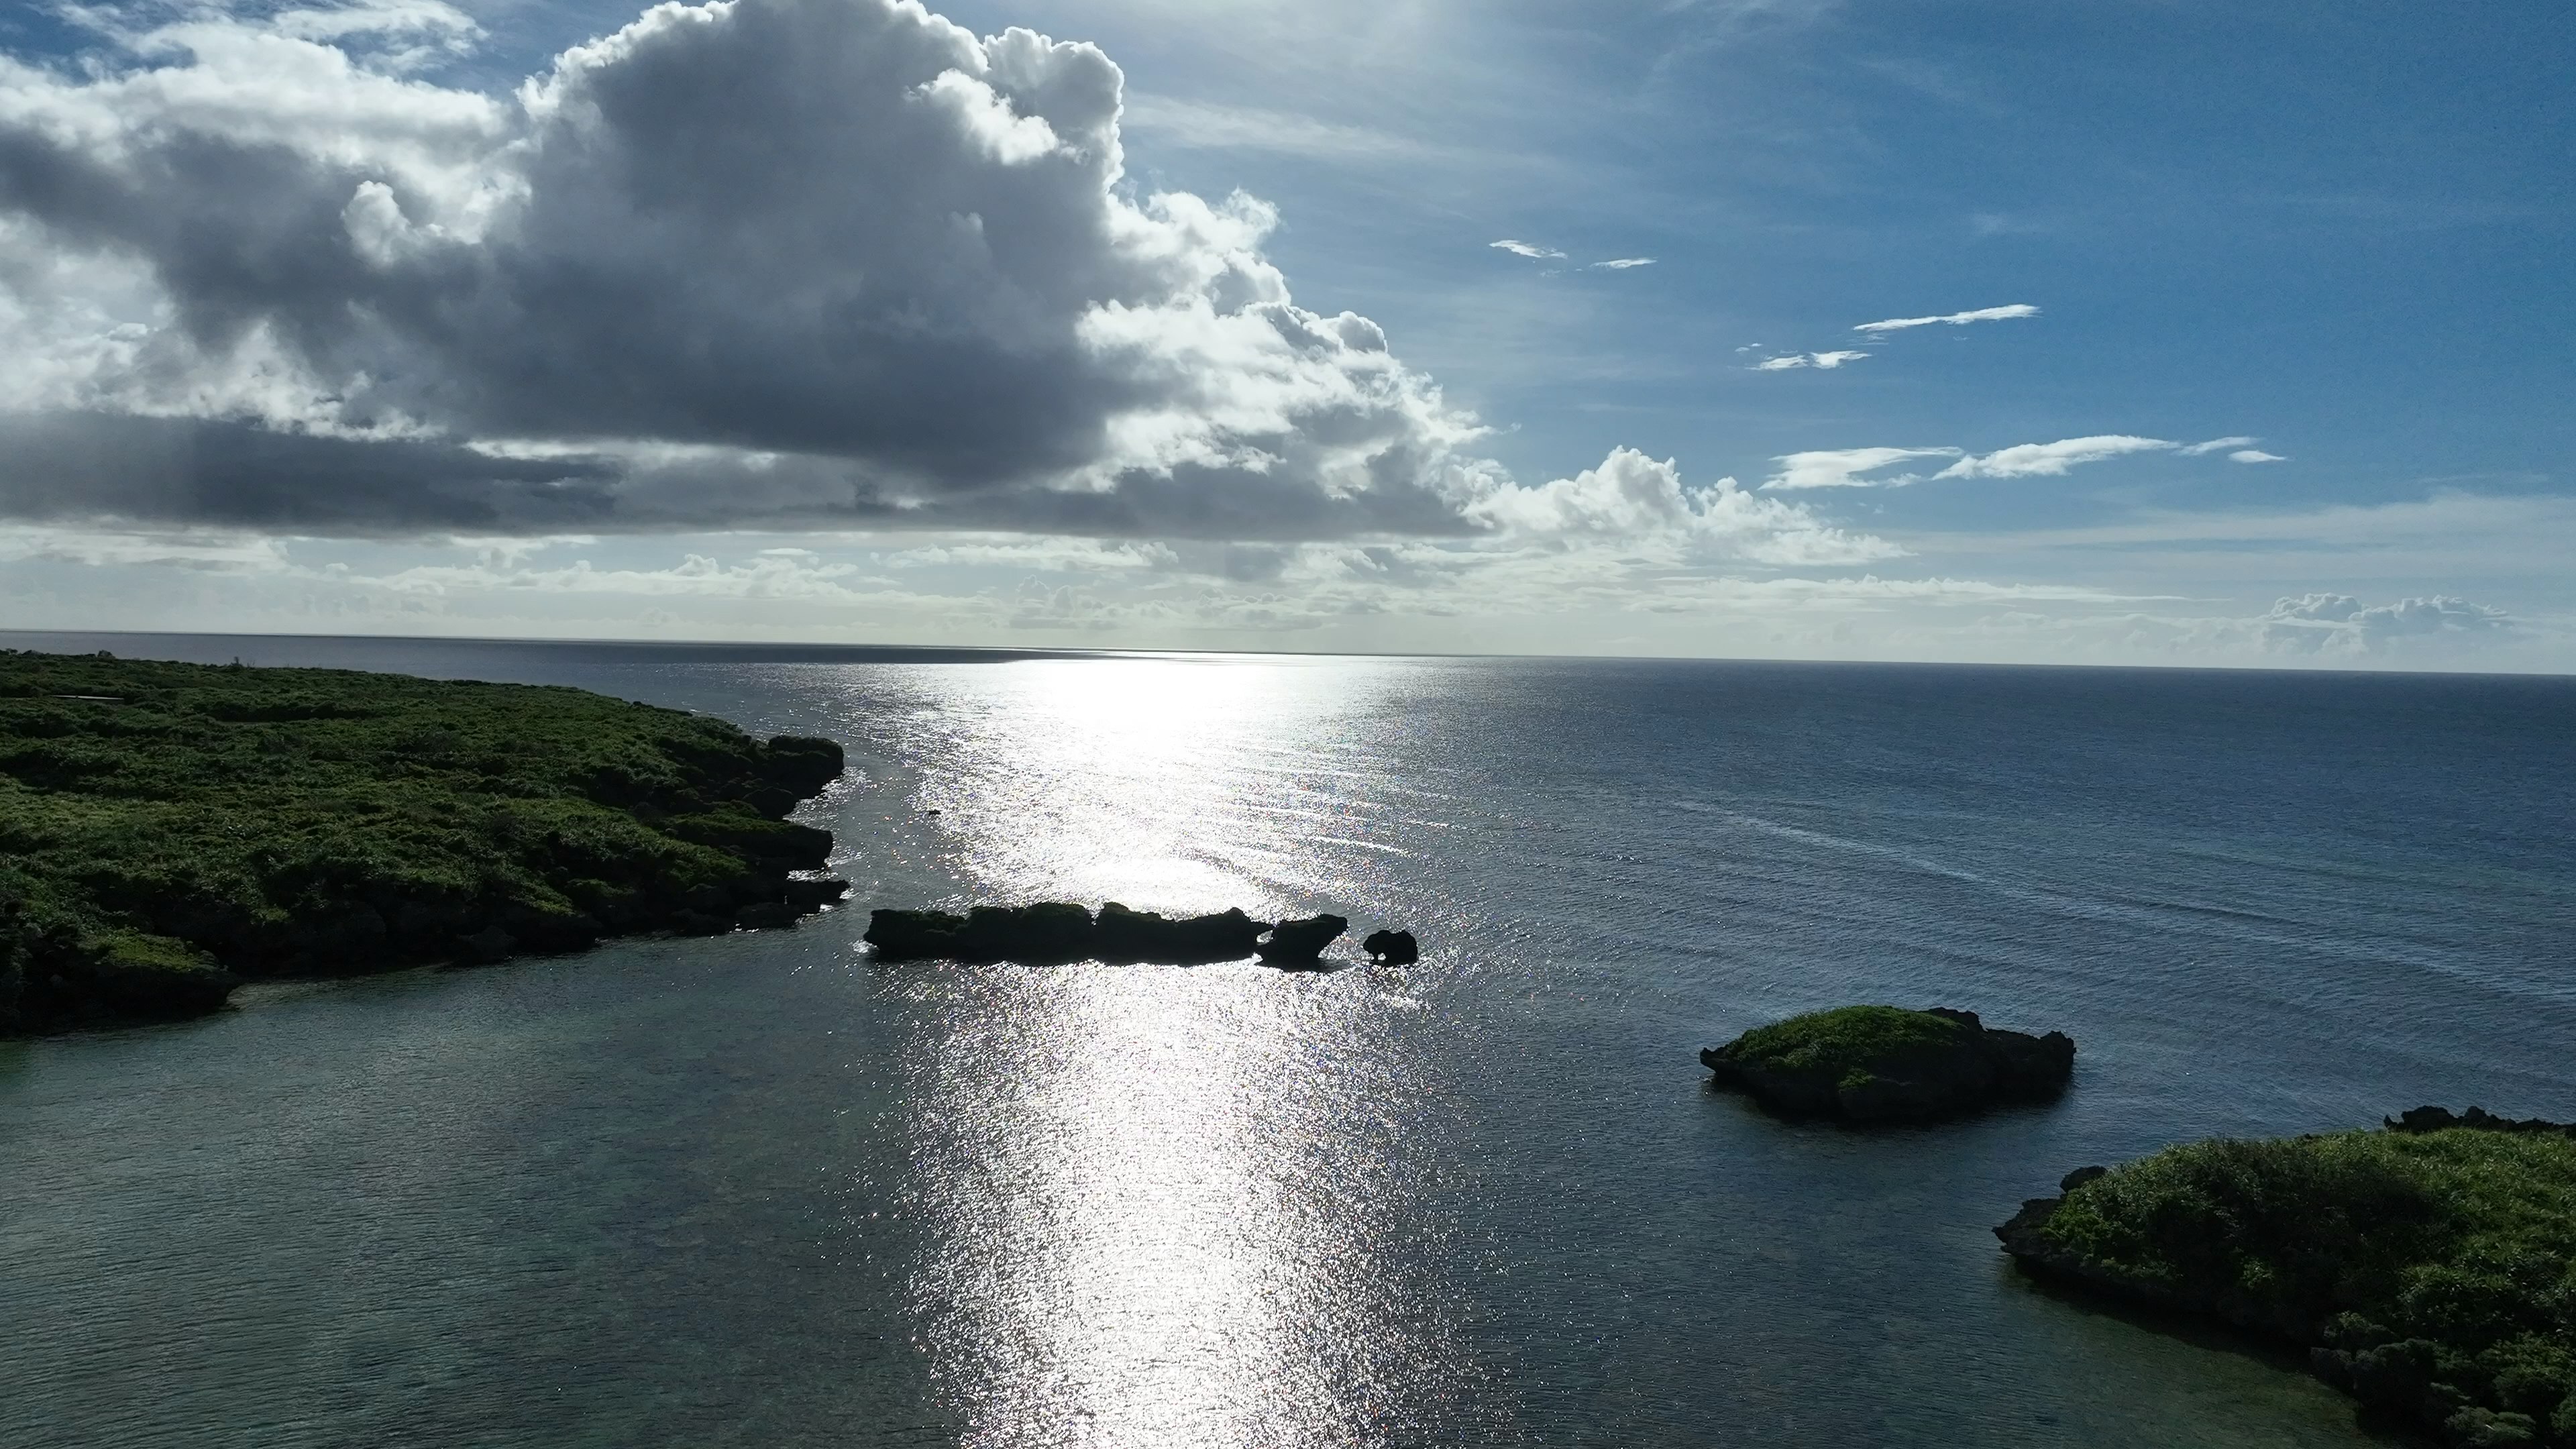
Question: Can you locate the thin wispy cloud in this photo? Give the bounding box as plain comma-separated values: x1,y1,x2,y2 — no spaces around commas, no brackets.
2180,435,2259,455
1754,350,1870,371
1590,258,1655,270
1854,303,2040,334
1934,435,2174,479
1491,239,1567,260
1764,447,1962,490
2229,449,2286,463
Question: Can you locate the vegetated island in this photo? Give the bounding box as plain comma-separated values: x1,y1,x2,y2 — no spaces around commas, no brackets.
865,902,1355,966
1700,1005,2076,1123
1998,1108,2576,1447
0,649,848,1034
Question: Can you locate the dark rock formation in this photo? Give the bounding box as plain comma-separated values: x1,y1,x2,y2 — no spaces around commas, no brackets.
1700,1006,2075,1124
1256,914,1347,965
863,903,1097,963
1095,903,1265,964
2387,1104,2576,1140
1362,929,1419,965
865,901,1280,965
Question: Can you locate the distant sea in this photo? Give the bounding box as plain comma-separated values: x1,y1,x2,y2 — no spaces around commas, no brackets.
5,632,2572,1447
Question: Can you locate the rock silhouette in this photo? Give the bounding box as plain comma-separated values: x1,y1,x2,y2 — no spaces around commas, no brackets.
1256,914,1347,965
1362,929,1419,965
864,902,1270,965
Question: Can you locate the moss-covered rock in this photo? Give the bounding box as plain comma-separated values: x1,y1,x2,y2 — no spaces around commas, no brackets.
1997,1111,2576,1446
0,649,849,1032
1700,1005,2076,1123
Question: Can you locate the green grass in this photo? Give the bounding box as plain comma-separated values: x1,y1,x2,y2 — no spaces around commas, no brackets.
1723,1005,1971,1074
2041,1128,2576,1440
0,648,841,1031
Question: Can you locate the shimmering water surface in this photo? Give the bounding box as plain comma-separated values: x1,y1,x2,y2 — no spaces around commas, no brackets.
5,634,2573,1448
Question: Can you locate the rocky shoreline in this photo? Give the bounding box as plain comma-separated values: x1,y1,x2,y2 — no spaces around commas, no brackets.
1997,1110,2576,1447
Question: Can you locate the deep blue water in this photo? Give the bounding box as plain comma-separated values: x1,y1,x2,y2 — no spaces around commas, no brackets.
3,633,2572,1447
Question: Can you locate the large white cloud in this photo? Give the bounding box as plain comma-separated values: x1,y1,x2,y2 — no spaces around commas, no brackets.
0,0,1715,546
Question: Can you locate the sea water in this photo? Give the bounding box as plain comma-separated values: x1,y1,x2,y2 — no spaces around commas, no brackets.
3,635,2571,1447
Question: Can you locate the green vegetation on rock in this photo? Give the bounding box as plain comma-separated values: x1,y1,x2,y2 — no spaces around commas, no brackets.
1725,1004,1974,1073
1701,1004,2076,1124
2001,1115,2576,1446
0,649,845,1033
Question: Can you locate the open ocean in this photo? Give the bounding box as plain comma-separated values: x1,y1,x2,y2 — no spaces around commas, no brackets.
4,633,2572,1448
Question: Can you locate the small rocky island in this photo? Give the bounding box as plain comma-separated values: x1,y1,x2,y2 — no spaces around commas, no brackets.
0,649,849,1033
1998,1108,2576,1447
865,903,1356,966
1700,1005,2076,1123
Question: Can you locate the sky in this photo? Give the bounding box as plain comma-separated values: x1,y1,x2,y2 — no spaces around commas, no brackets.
0,0,2568,668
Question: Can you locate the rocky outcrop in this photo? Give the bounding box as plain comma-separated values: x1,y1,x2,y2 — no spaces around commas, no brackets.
1095,904,1265,964
2386,1104,2576,1140
1256,914,1347,966
862,902,1371,967
1700,1006,2075,1124
1362,929,1419,965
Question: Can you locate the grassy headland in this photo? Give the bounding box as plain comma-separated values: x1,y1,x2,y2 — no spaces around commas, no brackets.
2000,1114,2576,1445
0,649,845,1033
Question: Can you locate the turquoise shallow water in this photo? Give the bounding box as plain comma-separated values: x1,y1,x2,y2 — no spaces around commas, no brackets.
4,635,2573,1447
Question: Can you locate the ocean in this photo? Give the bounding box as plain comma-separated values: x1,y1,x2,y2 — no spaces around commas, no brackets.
4,633,2571,1447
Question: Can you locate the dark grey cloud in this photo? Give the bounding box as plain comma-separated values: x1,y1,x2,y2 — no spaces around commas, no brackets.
0,0,1486,539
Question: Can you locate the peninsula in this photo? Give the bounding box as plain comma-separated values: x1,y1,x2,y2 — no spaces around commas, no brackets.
0,649,847,1033
1998,1108,2576,1446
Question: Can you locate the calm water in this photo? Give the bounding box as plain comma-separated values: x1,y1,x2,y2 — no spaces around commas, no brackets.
5,634,2573,1448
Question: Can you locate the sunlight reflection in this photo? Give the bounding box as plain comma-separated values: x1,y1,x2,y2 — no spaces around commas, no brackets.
870,657,1475,1446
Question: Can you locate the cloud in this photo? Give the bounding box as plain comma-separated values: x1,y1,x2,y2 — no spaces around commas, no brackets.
2251,594,2512,655
1754,350,1869,370
1463,447,1902,566
2180,435,2259,455
2229,449,2286,464
0,0,1513,541
1933,435,2176,479
1589,258,1655,270
1763,446,1960,490
1490,239,1566,260
1852,303,2039,334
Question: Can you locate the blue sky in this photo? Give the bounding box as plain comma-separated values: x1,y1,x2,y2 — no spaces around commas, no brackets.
0,0,2567,665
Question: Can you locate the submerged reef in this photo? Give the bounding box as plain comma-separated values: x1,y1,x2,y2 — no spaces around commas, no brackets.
864,903,1364,966
1699,1005,2076,1123
1998,1110,2576,1447
0,649,847,1033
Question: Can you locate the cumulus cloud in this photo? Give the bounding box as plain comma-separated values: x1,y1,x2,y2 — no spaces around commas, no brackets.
1763,447,1961,490
1933,435,2176,479
0,0,1536,541
1463,447,1902,566
1852,303,2039,334
1490,239,1566,260
2252,594,2512,655
1754,350,1868,370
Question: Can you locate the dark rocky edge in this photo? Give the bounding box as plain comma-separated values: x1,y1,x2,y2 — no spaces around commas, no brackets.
1998,1109,2576,1448
1,648,849,1033
865,904,1360,967
1362,928,1419,965
1700,1005,2076,1124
